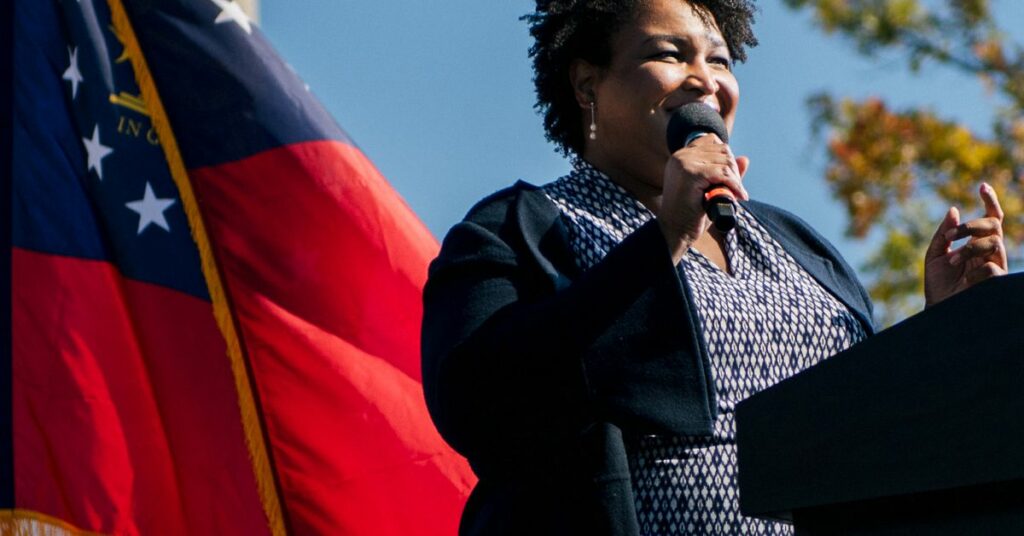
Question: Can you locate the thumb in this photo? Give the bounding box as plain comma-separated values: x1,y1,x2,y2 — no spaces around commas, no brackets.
736,155,750,179
926,206,959,259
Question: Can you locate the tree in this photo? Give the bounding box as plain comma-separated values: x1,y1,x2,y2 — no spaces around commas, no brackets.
782,0,1023,325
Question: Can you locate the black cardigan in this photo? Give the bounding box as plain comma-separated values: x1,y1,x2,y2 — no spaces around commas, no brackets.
422,181,875,535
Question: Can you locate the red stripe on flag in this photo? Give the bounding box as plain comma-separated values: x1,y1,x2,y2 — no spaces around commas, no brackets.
13,248,268,535
190,140,474,534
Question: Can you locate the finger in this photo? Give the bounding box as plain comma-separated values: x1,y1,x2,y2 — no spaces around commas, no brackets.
965,261,1007,286
692,143,741,177
669,147,736,174
720,144,742,179
681,143,733,160
980,183,1005,221
721,147,742,184
948,235,1003,266
926,206,960,259
671,149,749,200
671,143,732,165
736,155,750,179
668,146,749,200
703,162,749,201
944,217,1002,241
690,163,748,203
688,133,725,147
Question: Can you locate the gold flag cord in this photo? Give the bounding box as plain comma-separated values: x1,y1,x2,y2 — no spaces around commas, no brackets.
104,1,287,534
0,510,106,536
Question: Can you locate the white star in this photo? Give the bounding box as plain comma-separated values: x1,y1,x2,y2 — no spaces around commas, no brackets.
210,0,252,34
82,125,113,180
63,47,84,99
125,182,176,234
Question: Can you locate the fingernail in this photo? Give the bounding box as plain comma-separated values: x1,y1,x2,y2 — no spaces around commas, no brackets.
981,183,991,194
949,253,962,266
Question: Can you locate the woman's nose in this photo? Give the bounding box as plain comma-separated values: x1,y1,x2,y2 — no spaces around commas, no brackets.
682,60,718,96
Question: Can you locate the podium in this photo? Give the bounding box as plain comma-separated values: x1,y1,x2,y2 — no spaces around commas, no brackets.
736,273,1024,535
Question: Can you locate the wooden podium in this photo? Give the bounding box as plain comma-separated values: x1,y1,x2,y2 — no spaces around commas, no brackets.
736,273,1024,535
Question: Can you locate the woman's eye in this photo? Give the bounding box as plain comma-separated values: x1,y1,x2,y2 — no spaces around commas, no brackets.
709,56,733,70
651,50,681,61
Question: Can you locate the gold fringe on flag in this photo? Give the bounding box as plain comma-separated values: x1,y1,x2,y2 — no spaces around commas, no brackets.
105,1,286,534
0,510,105,536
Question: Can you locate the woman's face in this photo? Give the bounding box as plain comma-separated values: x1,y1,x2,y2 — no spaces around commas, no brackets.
580,0,739,189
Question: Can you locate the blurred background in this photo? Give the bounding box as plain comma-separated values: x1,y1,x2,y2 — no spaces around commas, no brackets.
259,0,1024,323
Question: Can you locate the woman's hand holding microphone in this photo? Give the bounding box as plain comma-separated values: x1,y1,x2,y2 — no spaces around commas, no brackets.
657,103,750,264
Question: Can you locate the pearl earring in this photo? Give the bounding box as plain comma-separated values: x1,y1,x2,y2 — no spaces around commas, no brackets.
589,101,597,140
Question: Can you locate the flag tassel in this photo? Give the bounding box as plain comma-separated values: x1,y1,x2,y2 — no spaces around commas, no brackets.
105,2,287,534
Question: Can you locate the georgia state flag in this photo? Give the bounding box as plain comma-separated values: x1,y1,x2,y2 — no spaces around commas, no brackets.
8,0,475,534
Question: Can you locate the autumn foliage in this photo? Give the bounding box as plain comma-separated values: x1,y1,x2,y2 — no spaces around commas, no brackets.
784,0,1023,324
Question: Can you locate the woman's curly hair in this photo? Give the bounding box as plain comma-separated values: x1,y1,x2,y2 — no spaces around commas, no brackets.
523,0,758,156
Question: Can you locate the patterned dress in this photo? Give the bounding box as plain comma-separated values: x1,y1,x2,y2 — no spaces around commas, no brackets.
542,161,867,535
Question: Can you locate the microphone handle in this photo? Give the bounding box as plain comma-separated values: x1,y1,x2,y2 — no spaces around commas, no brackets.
680,133,738,233
703,186,737,233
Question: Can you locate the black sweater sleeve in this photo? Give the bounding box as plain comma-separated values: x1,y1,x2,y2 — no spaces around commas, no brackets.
421,190,716,476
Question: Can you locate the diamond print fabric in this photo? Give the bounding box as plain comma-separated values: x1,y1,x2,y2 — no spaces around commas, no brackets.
542,161,654,265
542,161,867,535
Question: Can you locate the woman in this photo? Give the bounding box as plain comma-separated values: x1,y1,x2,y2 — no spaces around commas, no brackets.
421,1,1008,534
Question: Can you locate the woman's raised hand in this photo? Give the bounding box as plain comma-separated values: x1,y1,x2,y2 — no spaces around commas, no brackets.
924,183,1008,307
657,134,750,264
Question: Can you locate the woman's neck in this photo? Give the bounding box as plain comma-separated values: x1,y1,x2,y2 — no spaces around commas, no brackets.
580,152,664,214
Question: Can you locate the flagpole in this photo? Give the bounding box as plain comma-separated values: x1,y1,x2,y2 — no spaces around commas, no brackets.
105,1,287,534
1,0,14,511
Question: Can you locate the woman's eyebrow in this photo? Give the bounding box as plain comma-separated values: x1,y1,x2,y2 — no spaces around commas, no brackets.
642,33,727,49
706,33,726,49
642,34,691,46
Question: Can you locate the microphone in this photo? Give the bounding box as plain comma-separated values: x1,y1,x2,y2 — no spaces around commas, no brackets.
666,102,737,233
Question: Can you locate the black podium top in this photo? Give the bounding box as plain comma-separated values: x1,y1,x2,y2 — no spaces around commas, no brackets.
736,273,1024,520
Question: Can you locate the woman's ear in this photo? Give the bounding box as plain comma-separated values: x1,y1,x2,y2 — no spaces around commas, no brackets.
569,59,599,109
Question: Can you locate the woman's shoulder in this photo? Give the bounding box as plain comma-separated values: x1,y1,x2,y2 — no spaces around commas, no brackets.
431,179,571,278
461,181,536,222
457,180,561,230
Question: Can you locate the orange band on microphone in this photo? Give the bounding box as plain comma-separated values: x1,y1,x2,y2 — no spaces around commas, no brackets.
704,186,734,203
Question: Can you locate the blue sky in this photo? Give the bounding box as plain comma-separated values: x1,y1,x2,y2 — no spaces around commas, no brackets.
260,0,1020,275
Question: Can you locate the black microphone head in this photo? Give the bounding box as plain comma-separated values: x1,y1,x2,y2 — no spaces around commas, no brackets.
666,102,729,152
